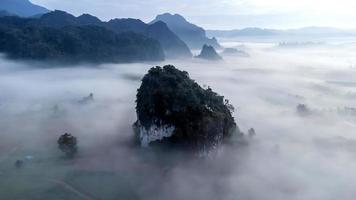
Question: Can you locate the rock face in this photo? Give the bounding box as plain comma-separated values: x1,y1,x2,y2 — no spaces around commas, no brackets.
134,65,237,153
196,45,222,60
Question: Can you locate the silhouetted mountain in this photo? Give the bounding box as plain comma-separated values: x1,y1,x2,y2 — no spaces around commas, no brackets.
106,18,147,34
0,16,164,63
0,0,49,17
105,18,192,58
145,21,192,58
35,10,78,27
196,45,222,60
36,11,102,27
151,13,221,49
77,14,102,25
30,11,192,58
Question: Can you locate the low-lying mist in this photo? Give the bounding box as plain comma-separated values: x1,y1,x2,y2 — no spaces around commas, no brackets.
1,40,356,200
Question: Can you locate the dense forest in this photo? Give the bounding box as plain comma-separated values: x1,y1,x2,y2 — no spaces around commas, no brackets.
0,10,195,63
0,20,164,63
135,65,237,151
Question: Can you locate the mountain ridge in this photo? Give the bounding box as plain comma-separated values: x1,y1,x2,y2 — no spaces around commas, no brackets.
207,26,356,38
0,13,166,63
32,10,192,58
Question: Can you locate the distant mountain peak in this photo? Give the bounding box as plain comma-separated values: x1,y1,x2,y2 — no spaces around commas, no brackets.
38,10,77,27
77,14,102,24
151,13,221,49
108,18,145,24
43,10,71,16
153,13,199,30
0,0,50,17
156,13,188,23
40,10,75,19
79,13,95,17
149,20,168,28
196,44,222,60
146,20,193,58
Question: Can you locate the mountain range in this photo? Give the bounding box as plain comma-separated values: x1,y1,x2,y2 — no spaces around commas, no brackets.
0,17,165,63
207,27,356,38
0,9,197,62
0,1,222,58
33,10,192,58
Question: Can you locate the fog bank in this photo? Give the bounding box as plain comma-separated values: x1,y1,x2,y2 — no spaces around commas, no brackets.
1,40,356,199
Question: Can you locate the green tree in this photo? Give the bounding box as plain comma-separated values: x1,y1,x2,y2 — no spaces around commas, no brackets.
57,133,78,157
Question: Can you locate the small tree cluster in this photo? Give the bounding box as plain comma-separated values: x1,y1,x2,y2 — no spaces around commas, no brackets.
297,104,310,116
58,133,78,157
248,128,256,138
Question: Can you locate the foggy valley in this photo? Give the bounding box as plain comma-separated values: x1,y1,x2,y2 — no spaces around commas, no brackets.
1,38,356,199
1,0,356,199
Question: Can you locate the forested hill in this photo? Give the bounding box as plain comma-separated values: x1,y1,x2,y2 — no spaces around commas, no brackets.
32,10,192,58
0,16,165,63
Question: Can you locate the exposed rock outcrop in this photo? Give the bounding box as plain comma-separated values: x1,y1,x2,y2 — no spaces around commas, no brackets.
134,65,237,153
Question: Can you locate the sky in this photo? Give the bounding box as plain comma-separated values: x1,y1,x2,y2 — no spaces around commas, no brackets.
31,0,356,29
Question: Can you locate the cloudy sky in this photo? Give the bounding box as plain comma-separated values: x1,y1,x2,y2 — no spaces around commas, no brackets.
32,0,356,29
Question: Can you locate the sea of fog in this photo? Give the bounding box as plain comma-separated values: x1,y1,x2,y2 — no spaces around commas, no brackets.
0,37,356,200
